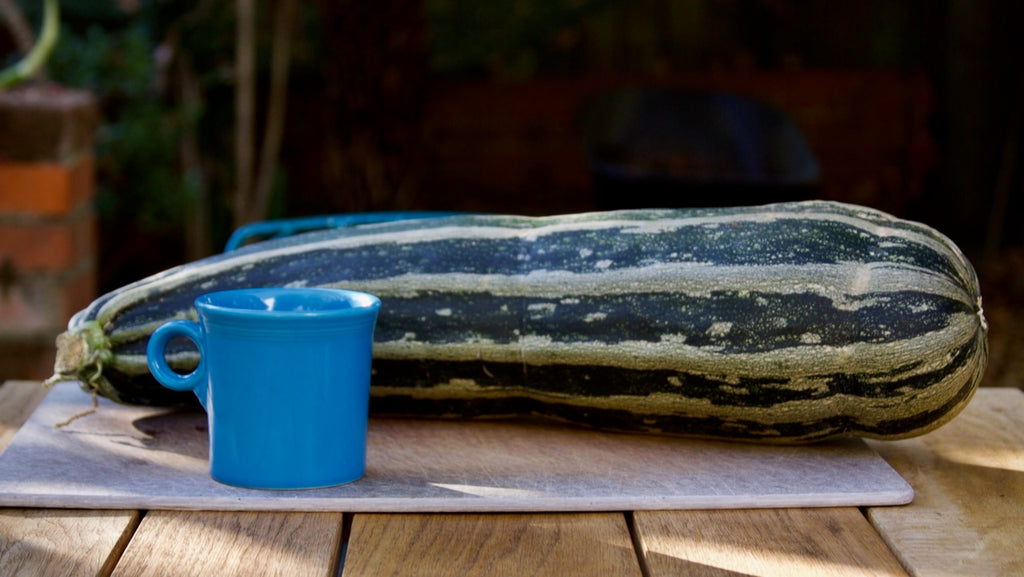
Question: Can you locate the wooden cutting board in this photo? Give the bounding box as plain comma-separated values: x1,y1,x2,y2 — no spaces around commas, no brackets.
0,383,912,512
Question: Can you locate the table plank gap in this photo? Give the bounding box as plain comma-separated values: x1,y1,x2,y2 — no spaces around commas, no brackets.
342,513,643,577
633,507,908,577
867,388,1024,577
110,510,345,577
100,510,144,577
0,380,51,453
625,512,655,577
336,513,355,576
0,509,141,577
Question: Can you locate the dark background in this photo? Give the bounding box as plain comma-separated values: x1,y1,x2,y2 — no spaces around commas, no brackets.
4,0,1022,386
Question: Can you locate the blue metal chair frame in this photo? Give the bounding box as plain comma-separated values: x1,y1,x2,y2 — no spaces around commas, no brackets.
224,211,471,251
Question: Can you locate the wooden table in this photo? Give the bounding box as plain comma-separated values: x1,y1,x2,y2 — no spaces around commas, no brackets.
1,380,1021,576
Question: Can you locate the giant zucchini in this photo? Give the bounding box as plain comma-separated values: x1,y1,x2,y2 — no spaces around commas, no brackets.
48,201,988,442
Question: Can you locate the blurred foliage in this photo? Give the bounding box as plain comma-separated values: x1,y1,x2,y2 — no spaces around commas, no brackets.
4,0,928,235
425,0,613,80
48,21,186,233
1,0,933,289
424,0,927,79
2,0,246,288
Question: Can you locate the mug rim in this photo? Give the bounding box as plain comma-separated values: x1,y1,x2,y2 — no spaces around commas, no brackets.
194,287,381,321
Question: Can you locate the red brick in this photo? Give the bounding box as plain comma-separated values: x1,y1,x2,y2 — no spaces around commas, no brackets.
0,266,95,380
58,267,98,323
0,86,99,163
0,157,95,216
0,275,60,336
0,87,98,381
0,210,95,272
0,339,57,381
0,265,96,338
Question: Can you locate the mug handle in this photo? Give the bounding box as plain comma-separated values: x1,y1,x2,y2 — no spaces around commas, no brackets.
146,320,208,408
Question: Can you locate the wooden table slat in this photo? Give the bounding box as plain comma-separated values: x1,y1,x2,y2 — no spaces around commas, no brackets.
111,510,346,577
867,388,1024,577
341,513,643,577
3,380,1022,576
633,507,908,576
0,509,140,577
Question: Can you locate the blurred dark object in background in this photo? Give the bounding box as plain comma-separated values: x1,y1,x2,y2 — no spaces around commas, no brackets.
581,88,819,209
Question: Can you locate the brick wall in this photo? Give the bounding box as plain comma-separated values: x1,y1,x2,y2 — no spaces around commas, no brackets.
0,86,99,381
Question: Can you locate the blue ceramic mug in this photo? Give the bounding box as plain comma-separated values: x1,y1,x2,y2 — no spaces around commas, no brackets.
146,287,381,489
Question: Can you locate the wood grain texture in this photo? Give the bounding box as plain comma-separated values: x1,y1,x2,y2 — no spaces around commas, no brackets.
341,513,643,577
867,388,1024,577
0,508,140,577
0,380,50,453
111,511,344,577
633,508,908,576
1,383,138,576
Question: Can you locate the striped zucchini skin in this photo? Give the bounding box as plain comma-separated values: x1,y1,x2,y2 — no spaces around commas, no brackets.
49,201,988,442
